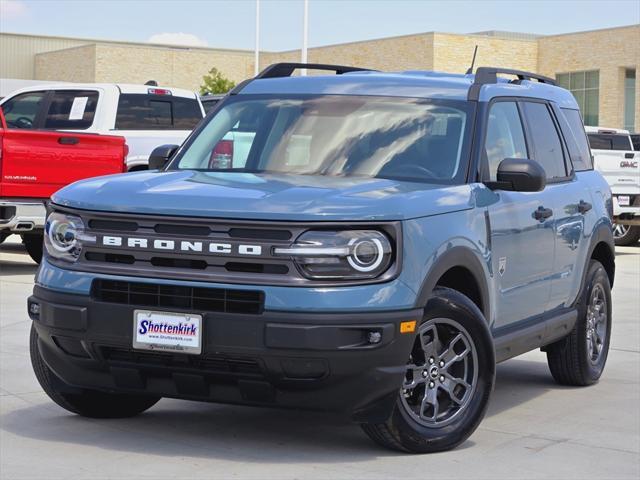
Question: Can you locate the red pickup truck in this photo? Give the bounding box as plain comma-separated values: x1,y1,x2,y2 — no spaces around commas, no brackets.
0,109,128,262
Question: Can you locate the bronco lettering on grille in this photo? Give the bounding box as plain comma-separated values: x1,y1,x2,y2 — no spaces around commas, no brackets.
101,235,263,256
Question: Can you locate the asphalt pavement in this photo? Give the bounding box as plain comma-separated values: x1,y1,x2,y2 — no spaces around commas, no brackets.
1,234,638,480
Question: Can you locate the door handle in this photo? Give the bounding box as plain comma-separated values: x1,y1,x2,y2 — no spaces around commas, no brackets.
533,206,553,222
578,200,592,214
58,137,79,145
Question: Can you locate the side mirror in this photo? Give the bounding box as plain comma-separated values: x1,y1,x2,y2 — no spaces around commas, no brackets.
493,158,546,192
148,144,179,170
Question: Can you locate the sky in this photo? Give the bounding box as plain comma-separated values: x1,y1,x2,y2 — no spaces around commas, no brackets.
0,0,639,51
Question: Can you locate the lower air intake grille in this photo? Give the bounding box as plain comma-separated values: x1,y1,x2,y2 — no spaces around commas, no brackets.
100,346,263,376
91,279,264,314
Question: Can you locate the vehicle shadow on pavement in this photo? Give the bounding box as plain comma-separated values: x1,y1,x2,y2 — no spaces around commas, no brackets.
0,358,573,460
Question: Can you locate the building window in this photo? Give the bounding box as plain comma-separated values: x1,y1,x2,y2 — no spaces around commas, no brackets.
556,70,599,126
624,68,636,132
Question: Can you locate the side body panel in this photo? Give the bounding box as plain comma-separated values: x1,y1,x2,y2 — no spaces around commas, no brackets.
0,111,127,198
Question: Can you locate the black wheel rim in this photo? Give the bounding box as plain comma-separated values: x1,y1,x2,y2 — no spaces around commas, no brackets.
400,318,478,428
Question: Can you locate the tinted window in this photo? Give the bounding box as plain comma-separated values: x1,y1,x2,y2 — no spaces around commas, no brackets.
560,108,592,171
1,91,46,129
115,94,201,130
484,102,528,181
177,95,474,185
44,90,98,129
587,133,633,151
521,102,567,179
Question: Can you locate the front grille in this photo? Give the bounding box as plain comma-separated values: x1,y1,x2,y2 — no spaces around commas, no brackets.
92,279,264,314
100,346,263,377
52,208,401,286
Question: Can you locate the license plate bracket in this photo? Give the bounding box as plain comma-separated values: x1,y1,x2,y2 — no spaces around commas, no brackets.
133,310,202,355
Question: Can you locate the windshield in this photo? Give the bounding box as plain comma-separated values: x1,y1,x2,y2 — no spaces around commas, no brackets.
175,95,474,184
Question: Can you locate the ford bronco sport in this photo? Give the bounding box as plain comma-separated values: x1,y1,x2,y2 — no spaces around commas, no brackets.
29,64,615,453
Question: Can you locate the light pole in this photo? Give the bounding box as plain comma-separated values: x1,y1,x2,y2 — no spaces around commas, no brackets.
254,0,260,76
301,0,309,75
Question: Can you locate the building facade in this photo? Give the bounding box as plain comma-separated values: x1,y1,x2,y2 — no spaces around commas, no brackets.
1,25,638,130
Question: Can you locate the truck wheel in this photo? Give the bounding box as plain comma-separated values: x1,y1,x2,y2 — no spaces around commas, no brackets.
545,260,611,386
361,287,495,453
21,233,43,263
613,224,640,246
30,325,160,418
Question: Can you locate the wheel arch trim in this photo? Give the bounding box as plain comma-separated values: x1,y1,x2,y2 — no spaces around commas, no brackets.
414,246,491,322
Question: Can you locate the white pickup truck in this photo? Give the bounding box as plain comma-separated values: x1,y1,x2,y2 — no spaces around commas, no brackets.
586,126,640,245
0,83,204,171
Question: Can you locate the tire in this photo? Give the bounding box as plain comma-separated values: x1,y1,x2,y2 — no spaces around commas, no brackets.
545,260,611,386
0,231,9,244
361,287,495,453
30,325,160,418
21,233,43,264
613,224,640,246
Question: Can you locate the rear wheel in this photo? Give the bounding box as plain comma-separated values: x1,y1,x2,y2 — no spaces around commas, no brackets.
21,233,43,263
30,325,160,418
361,287,495,453
613,224,640,246
545,260,611,386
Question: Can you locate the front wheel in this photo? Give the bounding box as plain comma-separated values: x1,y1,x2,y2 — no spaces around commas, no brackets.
21,233,43,264
613,224,640,246
362,287,495,453
30,325,160,418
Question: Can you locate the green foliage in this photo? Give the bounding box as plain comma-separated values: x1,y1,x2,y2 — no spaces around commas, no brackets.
200,68,236,94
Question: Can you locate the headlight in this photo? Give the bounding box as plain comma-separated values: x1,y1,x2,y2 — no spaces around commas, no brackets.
273,230,393,280
44,212,95,262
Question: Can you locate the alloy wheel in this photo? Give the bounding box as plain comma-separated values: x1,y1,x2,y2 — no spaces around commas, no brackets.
400,318,478,428
613,223,630,239
586,283,607,364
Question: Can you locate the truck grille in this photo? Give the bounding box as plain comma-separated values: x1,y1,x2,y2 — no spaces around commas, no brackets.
50,207,400,286
92,279,264,314
71,211,307,285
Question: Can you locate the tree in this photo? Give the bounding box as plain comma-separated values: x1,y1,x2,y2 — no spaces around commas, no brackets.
200,68,236,94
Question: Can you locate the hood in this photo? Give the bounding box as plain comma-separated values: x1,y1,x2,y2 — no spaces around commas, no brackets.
52,170,479,221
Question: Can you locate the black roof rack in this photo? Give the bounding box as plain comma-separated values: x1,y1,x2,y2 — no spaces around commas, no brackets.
468,66,557,100
255,62,374,79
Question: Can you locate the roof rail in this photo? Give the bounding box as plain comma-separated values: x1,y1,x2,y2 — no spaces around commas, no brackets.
468,66,557,100
255,62,374,79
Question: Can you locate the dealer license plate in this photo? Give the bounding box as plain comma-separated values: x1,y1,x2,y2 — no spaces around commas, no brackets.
133,310,202,355
617,195,630,206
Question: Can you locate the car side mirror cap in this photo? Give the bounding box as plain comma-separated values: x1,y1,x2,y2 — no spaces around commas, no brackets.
148,144,179,170
492,158,546,192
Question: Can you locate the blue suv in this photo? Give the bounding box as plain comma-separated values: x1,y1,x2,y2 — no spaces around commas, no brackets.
29,64,615,453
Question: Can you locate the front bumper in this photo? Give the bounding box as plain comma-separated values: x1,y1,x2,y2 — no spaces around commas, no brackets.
0,199,46,232
29,285,422,423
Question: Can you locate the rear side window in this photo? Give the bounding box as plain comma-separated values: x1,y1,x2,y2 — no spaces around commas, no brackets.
115,94,201,130
520,102,567,180
44,90,99,130
1,91,46,129
587,133,633,151
560,108,593,171
484,102,528,181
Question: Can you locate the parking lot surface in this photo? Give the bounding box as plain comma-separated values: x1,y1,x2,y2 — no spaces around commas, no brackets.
1,235,638,480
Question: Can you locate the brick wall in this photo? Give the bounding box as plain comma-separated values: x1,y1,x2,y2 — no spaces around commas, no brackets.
35,44,96,83
538,25,640,129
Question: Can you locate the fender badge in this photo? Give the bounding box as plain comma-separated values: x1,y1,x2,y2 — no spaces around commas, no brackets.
499,257,507,276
